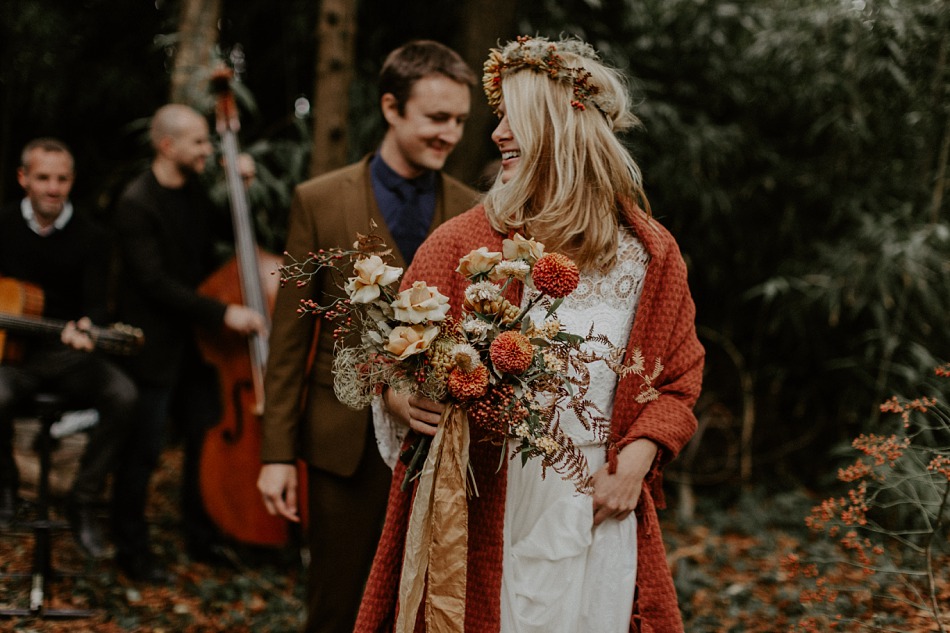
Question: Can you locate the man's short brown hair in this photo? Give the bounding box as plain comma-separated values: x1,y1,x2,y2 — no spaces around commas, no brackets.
378,40,476,114
20,137,73,170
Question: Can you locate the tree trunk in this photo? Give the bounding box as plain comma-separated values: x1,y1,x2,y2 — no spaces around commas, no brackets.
309,0,357,177
928,4,949,222
446,0,519,189
170,0,222,108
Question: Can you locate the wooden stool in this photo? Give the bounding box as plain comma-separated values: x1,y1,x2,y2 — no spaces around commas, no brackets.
0,392,94,619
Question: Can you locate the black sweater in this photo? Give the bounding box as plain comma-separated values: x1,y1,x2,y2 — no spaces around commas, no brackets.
0,202,112,325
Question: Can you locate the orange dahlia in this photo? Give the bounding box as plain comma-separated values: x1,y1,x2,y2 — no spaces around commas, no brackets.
531,252,579,298
447,364,490,400
490,330,534,374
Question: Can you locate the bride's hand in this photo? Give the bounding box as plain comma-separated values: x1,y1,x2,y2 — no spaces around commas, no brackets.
590,439,658,526
383,388,445,437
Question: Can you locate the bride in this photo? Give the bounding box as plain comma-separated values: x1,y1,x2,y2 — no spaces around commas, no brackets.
356,35,704,633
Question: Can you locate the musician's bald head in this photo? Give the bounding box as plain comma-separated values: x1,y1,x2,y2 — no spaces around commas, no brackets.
149,104,213,184
149,104,207,150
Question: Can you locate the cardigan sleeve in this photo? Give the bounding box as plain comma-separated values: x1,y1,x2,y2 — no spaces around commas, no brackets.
609,228,704,507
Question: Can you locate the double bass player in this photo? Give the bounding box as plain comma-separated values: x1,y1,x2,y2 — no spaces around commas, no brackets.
112,104,266,583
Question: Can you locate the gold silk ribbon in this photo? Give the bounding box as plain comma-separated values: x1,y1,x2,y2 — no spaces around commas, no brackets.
396,405,470,633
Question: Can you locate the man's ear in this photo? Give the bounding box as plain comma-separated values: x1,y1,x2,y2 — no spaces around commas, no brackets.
16,167,27,189
156,135,174,157
381,93,401,126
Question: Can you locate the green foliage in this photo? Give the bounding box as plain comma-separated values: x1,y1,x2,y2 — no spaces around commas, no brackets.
523,0,950,481
0,0,175,212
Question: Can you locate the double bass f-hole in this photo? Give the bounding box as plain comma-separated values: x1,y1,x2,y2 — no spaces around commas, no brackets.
222,379,254,444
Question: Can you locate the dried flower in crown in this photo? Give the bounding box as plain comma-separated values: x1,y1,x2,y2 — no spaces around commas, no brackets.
483,35,605,114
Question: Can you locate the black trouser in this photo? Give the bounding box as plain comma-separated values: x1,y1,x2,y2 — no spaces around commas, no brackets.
110,355,220,560
305,424,392,633
0,345,137,504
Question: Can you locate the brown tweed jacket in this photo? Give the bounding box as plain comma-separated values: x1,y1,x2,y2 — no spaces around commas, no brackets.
355,201,704,632
260,156,478,475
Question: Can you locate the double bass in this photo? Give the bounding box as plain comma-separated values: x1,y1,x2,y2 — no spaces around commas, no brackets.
196,67,305,547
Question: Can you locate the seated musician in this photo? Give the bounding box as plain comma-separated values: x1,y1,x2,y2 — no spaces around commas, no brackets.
0,138,137,561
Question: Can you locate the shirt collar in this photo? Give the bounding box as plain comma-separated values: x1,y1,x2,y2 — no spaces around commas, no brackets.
21,198,73,236
370,153,437,194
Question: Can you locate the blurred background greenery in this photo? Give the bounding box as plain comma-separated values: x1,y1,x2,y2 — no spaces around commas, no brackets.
1,0,947,496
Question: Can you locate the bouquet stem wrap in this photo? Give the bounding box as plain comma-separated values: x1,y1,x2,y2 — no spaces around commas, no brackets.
396,405,470,633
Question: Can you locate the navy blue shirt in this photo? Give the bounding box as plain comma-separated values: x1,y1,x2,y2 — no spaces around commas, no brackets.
369,153,436,264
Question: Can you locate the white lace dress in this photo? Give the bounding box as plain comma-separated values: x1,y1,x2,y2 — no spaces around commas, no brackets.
501,230,649,633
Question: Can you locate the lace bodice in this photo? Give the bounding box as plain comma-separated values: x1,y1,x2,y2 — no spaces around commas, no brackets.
523,229,649,445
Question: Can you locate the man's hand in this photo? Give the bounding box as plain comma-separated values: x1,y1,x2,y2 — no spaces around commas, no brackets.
383,388,445,437
257,463,300,523
224,304,267,336
590,438,658,526
61,317,95,352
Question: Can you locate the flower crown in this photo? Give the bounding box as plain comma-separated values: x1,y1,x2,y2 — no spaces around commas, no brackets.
482,35,605,114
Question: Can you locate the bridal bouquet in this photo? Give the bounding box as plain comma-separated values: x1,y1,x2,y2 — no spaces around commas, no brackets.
280,227,656,492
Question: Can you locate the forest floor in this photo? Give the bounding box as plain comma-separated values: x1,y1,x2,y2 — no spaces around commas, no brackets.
0,445,945,632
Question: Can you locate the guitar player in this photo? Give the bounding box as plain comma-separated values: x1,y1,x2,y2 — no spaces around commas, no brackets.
0,138,137,562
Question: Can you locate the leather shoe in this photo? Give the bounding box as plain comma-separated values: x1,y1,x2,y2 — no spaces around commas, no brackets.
67,504,108,559
116,552,173,584
0,486,16,529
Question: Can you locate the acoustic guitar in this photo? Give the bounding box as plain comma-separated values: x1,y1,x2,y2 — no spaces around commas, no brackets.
0,312,144,357
0,277,143,360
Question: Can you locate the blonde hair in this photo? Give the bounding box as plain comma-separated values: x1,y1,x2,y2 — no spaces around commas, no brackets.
482,37,648,271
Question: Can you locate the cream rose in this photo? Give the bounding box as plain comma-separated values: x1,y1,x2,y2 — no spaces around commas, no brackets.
391,281,450,323
385,324,440,359
456,247,503,279
502,233,545,264
344,255,403,303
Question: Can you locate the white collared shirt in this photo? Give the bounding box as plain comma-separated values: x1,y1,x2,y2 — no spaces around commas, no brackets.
21,198,73,236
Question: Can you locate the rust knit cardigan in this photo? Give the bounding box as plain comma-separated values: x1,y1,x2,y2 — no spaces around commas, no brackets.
354,201,704,633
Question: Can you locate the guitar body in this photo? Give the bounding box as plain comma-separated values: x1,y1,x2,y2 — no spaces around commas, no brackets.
0,277,44,364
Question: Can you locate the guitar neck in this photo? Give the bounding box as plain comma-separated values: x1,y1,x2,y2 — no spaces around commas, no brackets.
0,312,144,356
0,312,70,336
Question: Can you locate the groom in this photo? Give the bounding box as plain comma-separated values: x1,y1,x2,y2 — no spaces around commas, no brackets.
257,40,478,633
